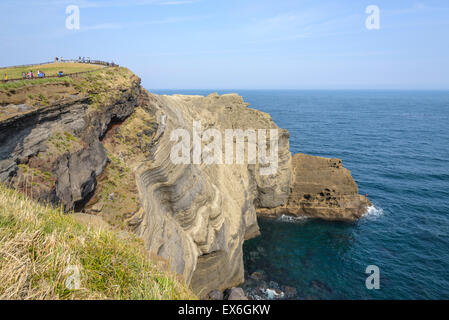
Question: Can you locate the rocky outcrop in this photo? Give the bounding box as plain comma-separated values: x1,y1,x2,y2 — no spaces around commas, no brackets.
257,153,371,221
0,68,141,210
1,67,370,298
129,92,292,297
225,287,248,300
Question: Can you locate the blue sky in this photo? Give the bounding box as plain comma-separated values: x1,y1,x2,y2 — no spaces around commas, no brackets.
1,0,448,89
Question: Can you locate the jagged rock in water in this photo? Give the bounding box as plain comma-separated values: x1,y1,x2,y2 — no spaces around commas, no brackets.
257,153,371,221
225,287,248,300
282,286,298,299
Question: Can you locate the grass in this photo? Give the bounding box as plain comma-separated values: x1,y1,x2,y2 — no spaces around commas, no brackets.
88,153,139,229
0,62,105,91
0,77,74,91
87,107,157,228
1,62,103,79
47,131,83,156
0,184,197,300
73,67,136,110
108,107,156,159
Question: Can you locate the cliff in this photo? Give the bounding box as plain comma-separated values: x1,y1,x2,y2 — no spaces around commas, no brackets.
257,153,371,221
0,64,370,298
0,67,141,211
129,92,292,295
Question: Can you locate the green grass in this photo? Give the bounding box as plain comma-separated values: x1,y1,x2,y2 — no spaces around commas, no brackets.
0,184,197,300
72,66,136,110
0,62,106,91
1,62,104,80
0,77,74,90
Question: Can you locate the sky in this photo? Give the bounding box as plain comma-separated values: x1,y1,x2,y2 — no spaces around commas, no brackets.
0,0,448,89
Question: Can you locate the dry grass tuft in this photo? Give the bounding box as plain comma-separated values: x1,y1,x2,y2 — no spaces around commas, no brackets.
0,184,197,300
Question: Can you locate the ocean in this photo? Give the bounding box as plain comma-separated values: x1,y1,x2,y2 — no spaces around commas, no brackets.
151,89,449,300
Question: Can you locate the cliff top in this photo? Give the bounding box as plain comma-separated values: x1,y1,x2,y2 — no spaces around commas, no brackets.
0,63,138,121
1,62,103,81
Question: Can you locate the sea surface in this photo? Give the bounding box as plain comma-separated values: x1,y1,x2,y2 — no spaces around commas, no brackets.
151,89,449,300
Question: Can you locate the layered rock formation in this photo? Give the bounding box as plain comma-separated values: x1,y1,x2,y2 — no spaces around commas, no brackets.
257,153,371,221
0,68,141,210
129,92,292,296
0,66,370,298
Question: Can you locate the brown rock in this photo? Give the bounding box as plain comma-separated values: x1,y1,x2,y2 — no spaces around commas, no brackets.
258,153,371,221
282,286,297,298
89,201,104,213
1,67,371,301
134,92,292,298
250,271,267,281
207,290,224,300
226,287,248,300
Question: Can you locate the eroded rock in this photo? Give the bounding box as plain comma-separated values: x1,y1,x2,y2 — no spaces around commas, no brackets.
207,290,224,300
226,287,248,300
130,91,292,297
1,69,371,299
258,153,371,221
0,68,141,211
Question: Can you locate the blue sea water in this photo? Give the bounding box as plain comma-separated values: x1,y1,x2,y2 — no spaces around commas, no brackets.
151,89,449,300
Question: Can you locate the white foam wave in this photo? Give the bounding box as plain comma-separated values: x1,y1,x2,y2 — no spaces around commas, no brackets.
363,205,384,219
277,214,309,223
261,288,284,300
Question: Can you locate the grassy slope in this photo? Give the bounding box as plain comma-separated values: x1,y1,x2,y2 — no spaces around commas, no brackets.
1,62,103,79
0,67,133,122
0,77,74,91
0,184,197,300
0,63,104,91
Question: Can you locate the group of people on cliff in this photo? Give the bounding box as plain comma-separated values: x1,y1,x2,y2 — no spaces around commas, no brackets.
2,57,117,82
21,70,46,79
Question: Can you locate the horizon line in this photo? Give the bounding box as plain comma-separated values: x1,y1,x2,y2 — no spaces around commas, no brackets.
147,88,449,91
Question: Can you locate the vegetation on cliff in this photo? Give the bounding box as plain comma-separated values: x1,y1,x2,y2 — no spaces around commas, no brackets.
0,64,136,121
85,106,158,229
0,63,141,211
0,184,197,300
0,62,102,90
0,61,371,298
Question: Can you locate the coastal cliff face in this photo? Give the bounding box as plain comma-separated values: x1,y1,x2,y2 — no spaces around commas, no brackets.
0,68,141,211
0,67,370,298
257,153,371,221
130,91,292,295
